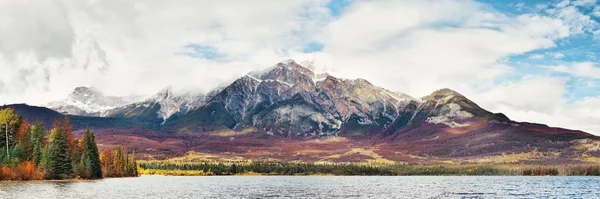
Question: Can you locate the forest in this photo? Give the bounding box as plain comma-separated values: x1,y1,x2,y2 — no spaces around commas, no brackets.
0,107,137,180
5,106,600,179
138,161,600,176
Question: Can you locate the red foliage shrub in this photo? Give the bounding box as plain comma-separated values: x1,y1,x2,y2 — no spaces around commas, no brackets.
1,166,14,180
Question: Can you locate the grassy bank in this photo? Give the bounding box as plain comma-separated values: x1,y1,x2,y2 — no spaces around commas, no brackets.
137,161,600,176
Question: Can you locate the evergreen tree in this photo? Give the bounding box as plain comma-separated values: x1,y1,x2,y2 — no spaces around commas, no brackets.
46,127,73,179
30,122,44,166
79,129,102,179
16,121,32,161
62,116,76,155
72,139,82,174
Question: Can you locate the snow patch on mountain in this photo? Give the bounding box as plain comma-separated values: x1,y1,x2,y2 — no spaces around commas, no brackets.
146,87,207,123
426,103,473,128
245,75,262,83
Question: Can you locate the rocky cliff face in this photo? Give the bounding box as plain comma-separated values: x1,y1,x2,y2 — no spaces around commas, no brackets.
166,60,506,137
47,60,515,137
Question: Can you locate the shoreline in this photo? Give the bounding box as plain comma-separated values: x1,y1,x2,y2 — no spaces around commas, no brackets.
0,176,139,183
0,174,593,182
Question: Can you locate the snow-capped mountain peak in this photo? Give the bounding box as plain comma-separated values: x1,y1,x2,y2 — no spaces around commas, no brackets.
101,86,207,123
153,87,174,99
47,86,140,116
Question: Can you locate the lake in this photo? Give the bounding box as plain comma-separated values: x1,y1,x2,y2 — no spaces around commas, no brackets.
1,176,600,198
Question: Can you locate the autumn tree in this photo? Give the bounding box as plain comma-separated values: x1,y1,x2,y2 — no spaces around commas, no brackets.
0,108,17,161
126,152,138,177
0,110,138,181
15,121,33,161
113,146,125,177
100,147,114,177
63,116,76,155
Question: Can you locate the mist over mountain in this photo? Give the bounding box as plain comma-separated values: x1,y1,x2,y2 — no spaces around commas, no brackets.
47,87,142,116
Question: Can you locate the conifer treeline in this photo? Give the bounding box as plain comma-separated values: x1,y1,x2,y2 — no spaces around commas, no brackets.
0,108,137,180
139,162,600,176
139,162,396,176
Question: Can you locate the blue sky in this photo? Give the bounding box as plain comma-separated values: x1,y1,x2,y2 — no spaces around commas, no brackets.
315,0,600,102
327,0,353,17
479,0,600,101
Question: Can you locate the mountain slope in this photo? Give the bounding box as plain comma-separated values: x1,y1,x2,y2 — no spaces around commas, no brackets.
103,87,207,124
2,104,146,130
47,87,140,116
168,60,416,136
7,59,600,164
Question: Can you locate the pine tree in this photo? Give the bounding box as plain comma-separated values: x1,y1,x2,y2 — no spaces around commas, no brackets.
79,129,102,179
30,122,44,166
46,127,73,179
72,139,82,174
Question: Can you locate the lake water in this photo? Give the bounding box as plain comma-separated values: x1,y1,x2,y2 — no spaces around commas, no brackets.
1,176,600,198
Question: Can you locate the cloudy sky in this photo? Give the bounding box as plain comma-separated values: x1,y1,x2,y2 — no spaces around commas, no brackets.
1,0,600,134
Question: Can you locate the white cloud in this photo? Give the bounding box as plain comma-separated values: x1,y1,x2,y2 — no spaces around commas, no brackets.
0,0,331,103
2,0,600,135
558,0,571,8
548,62,600,78
320,0,570,97
474,76,567,114
573,0,597,6
547,2,600,37
473,76,600,134
594,6,600,17
553,52,566,59
529,54,545,59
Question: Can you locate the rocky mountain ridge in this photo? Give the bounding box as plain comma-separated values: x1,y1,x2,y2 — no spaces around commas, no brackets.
8,59,599,163
47,60,510,137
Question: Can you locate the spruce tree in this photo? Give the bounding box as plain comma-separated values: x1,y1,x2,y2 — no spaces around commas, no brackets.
79,129,102,179
46,127,73,179
30,122,45,166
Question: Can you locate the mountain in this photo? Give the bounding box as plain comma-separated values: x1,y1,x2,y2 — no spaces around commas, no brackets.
103,87,207,124
47,87,140,116
9,59,600,164
167,60,434,137
49,86,210,124
1,104,145,130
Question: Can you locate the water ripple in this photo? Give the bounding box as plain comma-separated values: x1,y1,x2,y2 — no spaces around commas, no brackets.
1,176,600,198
